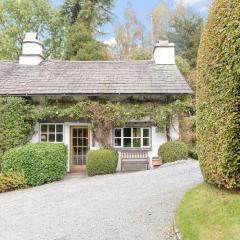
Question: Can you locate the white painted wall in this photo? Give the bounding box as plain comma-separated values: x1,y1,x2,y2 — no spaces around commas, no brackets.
169,115,180,140
30,123,40,144
30,119,180,172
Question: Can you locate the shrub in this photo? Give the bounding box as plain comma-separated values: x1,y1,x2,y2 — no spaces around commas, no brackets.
197,0,240,188
0,97,33,160
0,170,27,193
1,143,67,186
86,149,118,176
188,149,198,160
158,141,188,163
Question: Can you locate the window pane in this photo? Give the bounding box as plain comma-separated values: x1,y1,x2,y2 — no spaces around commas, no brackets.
82,147,88,155
83,138,88,146
79,128,88,138
73,147,77,155
49,125,55,133
73,128,77,137
56,134,63,142
143,128,150,137
123,138,131,148
49,134,55,142
83,128,88,137
133,138,141,148
41,125,47,133
114,138,121,146
41,134,47,142
57,124,63,133
124,128,131,137
143,138,150,147
133,128,141,137
114,129,121,137
73,155,78,165
78,138,83,146
78,128,83,138
73,138,77,146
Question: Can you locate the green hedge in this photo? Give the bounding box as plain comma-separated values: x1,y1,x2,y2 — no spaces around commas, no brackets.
0,170,27,193
158,141,188,163
197,0,240,188
86,149,118,176
1,143,67,186
0,97,33,161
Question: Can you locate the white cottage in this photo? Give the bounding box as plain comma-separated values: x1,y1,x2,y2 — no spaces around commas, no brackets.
0,33,192,172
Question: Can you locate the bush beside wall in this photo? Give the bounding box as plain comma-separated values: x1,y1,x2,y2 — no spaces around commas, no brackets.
86,149,118,176
197,0,240,188
1,143,67,186
0,97,33,161
0,170,27,193
158,141,188,163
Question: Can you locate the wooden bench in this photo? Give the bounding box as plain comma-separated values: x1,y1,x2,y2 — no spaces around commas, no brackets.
121,150,149,171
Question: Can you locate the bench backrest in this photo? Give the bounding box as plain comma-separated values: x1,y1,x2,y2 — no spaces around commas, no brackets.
121,150,148,160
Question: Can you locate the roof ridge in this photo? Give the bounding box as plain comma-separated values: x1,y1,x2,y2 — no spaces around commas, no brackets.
47,60,154,63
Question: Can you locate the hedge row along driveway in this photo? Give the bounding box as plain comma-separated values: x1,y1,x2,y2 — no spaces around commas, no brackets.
0,160,202,240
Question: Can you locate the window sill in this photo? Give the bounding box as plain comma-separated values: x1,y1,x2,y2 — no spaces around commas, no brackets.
113,147,152,151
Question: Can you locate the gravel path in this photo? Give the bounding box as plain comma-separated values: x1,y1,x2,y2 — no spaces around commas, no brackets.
0,160,202,240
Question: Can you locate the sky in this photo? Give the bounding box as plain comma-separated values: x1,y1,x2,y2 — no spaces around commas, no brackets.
52,0,212,43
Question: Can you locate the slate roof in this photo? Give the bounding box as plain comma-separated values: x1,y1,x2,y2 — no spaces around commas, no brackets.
0,60,193,96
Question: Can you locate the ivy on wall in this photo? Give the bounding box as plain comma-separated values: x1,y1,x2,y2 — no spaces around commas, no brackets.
33,98,186,146
0,96,186,158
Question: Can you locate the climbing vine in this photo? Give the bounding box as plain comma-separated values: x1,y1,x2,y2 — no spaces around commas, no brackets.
32,97,186,147
0,96,186,156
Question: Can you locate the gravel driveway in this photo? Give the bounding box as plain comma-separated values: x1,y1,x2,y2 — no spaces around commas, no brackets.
0,160,202,240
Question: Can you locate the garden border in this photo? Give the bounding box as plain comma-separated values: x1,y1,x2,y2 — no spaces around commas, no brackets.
173,213,181,240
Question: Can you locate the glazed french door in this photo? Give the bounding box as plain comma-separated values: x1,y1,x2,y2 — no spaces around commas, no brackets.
70,126,90,172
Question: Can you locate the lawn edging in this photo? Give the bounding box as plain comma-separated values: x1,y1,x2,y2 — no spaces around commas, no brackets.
173,213,181,240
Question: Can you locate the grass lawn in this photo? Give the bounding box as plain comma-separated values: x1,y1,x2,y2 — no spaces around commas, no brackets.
176,183,240,240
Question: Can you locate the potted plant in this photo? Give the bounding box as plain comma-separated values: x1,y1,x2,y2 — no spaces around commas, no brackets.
152,156,162,167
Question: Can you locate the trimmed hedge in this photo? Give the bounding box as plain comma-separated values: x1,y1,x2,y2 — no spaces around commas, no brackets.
86,149,118,176
158,141,188,163
0,97,33,161
197,0,240,188
0,170,27,193
1,143,67,186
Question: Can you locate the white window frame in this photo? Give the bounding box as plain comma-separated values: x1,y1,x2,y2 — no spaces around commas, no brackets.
39,123,64,143
113,127,151,149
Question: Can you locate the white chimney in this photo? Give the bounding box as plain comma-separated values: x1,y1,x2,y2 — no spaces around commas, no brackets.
19,32,44,65
153,40,175,65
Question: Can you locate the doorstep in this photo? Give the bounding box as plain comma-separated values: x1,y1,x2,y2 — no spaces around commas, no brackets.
65,172,88,179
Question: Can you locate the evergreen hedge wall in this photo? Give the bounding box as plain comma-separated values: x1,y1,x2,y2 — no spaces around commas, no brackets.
197,0,240,189
0,97,33,160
